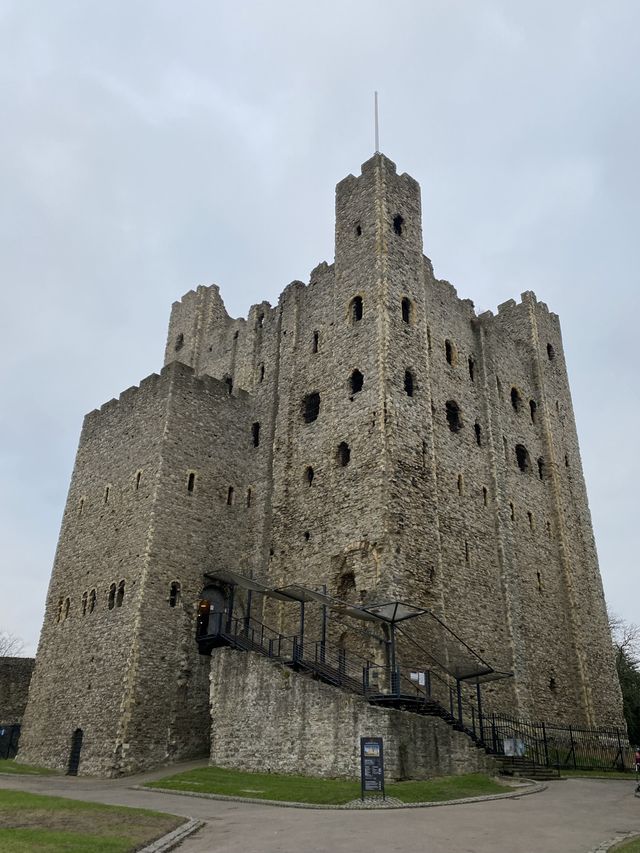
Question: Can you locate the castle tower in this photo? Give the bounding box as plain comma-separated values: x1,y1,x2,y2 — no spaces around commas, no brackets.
17,152,624,777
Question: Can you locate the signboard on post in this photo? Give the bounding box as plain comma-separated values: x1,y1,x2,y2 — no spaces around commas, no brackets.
360,736,385,800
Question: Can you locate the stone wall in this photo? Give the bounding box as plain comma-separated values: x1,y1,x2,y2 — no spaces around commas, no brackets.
0,658,34,724
210,649,492,780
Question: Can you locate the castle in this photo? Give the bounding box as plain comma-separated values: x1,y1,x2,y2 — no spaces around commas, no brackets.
16,152,624,777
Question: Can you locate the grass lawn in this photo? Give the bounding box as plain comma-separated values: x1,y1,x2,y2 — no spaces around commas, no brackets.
0,789,183,853
147,765,505,805
614,838,640,852
0,760,58,776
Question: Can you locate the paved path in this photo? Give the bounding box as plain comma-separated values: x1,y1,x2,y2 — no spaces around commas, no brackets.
1,764,639,853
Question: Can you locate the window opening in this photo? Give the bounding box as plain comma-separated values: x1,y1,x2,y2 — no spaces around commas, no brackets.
257,313,265,329
537,571,543,592
302,392,321,423
547,520,552,538
401,297,411,324
56,597,63,623
89,589,96,613
427,327,432,353
78,498,84,517
258,363,265,382
464,540,470,564
510,502,515,521
252,422,261,447
549,677,557,691
108,583,116,610
457,474,464,495
350,369,364,395
68,728,84,776
537,457,545,480
304,530,310,541
445,339,455,365
445,400,462,432
482,486,488,506
169,581,181,608
312,331,319,353
337,570,356,598
515,444,530,472
174,333,184,352
224,375,233,394
530,399,537,423
135,471,142,491
337,442,351,467
393,214,404,235
467,357,476,382
227,486,235,506
547,343,555,360
355,222,362,237
474,422,482,446
116,580,125,608
350,296,363,323
404,370,415,397
528,511,534,531
305,466,315,486
246,488,253,508
564,454,569,468
510,387,521,412
104,486,110,505
81,591,87,616
187,472,196,493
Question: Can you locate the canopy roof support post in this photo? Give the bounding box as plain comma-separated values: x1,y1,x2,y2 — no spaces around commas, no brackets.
297,601,305,663
389,622,398,697
456,679,463,728
226,585,235,633
476,682,484,745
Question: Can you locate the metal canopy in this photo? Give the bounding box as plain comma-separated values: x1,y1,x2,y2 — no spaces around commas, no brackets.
203,569,512,684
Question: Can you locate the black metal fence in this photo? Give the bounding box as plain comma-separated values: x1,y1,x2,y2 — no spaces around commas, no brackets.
0,725,21,760
488,714,634,772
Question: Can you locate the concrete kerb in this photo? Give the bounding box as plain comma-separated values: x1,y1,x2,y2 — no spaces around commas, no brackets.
589,832,640,853
131,779,547,811
137,818,204,853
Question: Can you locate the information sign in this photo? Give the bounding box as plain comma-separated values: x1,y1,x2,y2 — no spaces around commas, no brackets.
360,736,385,800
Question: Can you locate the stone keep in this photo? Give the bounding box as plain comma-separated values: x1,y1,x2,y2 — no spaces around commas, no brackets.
18,153,623,776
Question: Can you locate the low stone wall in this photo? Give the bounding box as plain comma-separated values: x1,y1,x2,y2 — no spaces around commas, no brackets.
0,658,35,724
210,649,492,780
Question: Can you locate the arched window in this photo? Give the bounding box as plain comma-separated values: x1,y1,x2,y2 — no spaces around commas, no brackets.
116,580,125,608
350,369,364,395
174,333,184,352
337,569,356,598
81,591,88,616
63,597,70,620
445,339,456,366
108,583,116,610
337,442,351,467
393,214,404,235
401,297,411,324
302,392,321,423
169,581,181,608
515,444,530,472
305,466,315,486
510,387,522,412
530,399,537,423
445,400,462,432
404,370,415,397
350,296,363,323
89,589,97,614
56,598,63,623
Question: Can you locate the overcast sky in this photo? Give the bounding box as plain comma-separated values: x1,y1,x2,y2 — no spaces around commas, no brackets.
1,1,638,655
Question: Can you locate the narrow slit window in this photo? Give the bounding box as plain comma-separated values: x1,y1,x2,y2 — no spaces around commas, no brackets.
457,474,464,495
302,392,321,423
258,363,265,383
56,598,63,623
482,486,488,506
116,580,125,608
108,583,116,610
169,581,181,608
547,343,555,360
104,486,110,505
305,466,315,486
445,339,455,365
63,597,70,620
187,472,196,493
174,333,184,352
312,331,319,353
227,487,235,506
528,511,534,531
537,457,545,480
135,471,142,491
464,540,470,564
404,370,415,397
530,399,537,423
246,488,253,508
81,591,88,616
445,400,462,432
468,357,475,381
224,376,233,394
337,442,351,467
510,502,515,521
304,530,310,541
515,444,530,472
355,222,362,236
474,422,482,446
537,571,543,592
252,422,261,447
78,498,85,517
401,297,411,324
257,313,265,329
511,387,522,412
393,214,404,235
89,589,96,613
350,296,363,323
350,369,364,395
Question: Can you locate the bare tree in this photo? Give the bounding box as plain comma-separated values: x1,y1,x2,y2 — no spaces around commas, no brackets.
609,612,640,666
0,630,25,657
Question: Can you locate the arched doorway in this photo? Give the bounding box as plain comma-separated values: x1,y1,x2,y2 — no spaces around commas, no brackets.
67,728,83,776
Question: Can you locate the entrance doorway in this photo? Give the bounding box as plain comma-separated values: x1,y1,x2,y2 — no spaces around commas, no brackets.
67,728,83,775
